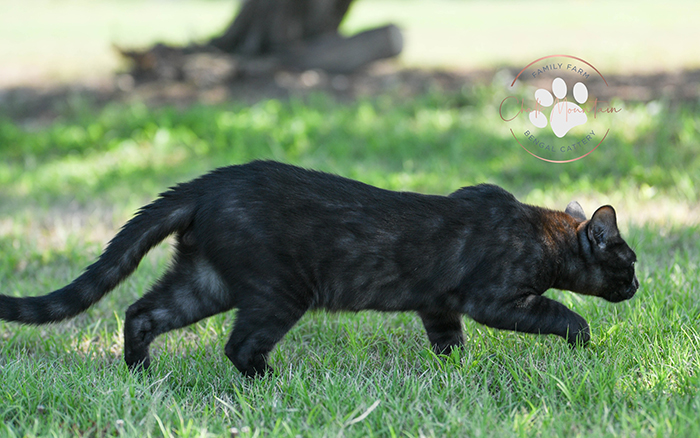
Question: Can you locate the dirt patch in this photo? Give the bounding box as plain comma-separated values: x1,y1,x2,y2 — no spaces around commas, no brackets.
1,59,699,124
0,62,493,123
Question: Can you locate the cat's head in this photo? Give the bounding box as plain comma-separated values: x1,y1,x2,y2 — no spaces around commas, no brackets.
565,202,639,303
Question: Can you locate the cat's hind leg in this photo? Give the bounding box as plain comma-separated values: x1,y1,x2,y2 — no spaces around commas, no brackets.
224,294,308,377
418,311,464,355
123,256,234,370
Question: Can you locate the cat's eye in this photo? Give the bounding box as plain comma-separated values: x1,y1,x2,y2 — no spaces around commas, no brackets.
631,261,636,268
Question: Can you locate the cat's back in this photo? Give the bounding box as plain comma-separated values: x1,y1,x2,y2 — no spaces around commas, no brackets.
188,162,552,242
193,162,533,224
198,160,436,211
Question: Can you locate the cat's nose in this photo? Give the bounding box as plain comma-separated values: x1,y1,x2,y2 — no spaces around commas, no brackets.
623,275,639,299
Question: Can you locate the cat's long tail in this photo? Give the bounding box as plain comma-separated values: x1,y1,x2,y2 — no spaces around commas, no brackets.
0,185,196,324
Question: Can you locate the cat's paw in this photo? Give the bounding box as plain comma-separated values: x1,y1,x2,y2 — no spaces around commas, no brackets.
241,362,273,378
125,354,151,372
529,78,588,138
566,317,591,348
226,347,273,378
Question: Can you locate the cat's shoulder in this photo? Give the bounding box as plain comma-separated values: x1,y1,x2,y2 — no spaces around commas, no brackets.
448,184,517,203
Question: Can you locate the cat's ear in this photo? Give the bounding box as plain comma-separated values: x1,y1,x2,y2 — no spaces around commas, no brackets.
587,206,619,250
565,201,587,221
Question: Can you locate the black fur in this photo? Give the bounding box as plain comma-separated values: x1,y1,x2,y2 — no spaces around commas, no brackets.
0,161,639,376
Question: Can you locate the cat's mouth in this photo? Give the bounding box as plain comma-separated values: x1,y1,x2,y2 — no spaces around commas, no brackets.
607,275,639,303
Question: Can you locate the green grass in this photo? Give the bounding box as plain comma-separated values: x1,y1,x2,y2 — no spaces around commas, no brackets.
1,82,699,437
2,1,699,436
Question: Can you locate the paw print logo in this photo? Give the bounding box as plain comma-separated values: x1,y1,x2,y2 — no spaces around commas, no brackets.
529,78,588,138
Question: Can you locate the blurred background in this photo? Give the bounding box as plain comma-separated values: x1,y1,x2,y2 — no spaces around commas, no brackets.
2,1,699,84
1,2,699,436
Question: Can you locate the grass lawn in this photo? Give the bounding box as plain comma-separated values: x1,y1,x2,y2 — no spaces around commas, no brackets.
1,86,699,436
1,1,700,437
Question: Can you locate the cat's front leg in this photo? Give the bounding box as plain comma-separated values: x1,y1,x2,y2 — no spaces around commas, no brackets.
470,294,590,346
418,311,464,355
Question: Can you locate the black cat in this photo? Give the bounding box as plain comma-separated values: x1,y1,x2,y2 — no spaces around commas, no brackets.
0,161,638,376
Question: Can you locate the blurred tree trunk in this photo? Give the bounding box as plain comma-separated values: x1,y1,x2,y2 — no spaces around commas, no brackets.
118,0,402,81
209,0,402,73
211,0,354,55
